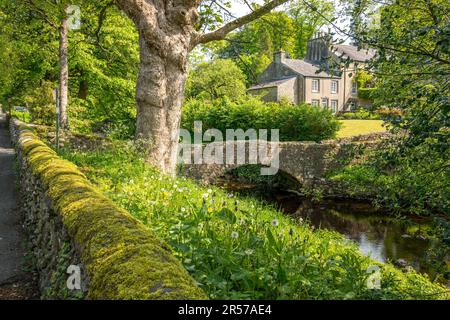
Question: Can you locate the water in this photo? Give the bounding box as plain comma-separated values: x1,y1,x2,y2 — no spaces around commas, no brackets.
221,182,448,283
273,193,432,270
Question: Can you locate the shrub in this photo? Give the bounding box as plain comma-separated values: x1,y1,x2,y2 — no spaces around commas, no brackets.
377,107,403,120
182,96,341,142
24,81,56,126
329,137,449,216
358,88,377,101
185,59,247,101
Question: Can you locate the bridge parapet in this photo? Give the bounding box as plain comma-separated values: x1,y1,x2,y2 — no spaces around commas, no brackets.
179,132,390,186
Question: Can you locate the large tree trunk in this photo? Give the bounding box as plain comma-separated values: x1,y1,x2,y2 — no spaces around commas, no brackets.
135,32,189,176
116,0,288,176
59,18,69,129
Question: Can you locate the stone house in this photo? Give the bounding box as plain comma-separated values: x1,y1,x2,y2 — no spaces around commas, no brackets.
248,33,375,113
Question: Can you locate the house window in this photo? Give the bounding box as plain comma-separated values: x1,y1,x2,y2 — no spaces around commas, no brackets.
312,79,320,93
331,80,339,94
321,98,328,108
330,100,338,113
311,99,320,107
352,81,357,94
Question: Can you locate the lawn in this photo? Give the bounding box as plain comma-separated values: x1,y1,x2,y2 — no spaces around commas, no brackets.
337,120,387,138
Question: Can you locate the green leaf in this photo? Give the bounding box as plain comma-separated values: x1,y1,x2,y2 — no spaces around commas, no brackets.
266,228,281,255
216,208,237,225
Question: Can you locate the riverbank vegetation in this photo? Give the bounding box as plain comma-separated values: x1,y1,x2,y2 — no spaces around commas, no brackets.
54,136,447,299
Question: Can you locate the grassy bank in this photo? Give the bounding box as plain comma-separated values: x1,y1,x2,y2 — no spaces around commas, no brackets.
56,138,447,300
337,120,387,138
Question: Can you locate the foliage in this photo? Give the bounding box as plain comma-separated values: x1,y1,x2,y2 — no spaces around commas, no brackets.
11,110,32,123
58,138,448,300
181,96,341,142
334,0,450,216
185,59,246,101
329,137,450,215
0,2,139,137
357,88,377,101
213,2,335,85
376,107,403,121
24,81,57,126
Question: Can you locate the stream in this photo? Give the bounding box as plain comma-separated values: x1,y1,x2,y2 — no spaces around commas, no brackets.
220,182,448,285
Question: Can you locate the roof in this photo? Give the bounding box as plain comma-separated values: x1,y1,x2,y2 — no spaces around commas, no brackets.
333,44,376,62
248,77,296,90
283,59,339,78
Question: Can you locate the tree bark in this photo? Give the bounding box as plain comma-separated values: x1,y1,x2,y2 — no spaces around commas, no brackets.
116,0,289,176
59,17,69,129
135,31,190,175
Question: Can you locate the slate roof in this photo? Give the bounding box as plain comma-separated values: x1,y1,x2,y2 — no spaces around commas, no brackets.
283,59,334,78
248,77,296,90
333,44,376,62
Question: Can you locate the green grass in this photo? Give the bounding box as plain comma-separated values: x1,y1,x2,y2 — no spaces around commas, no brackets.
11,110,32,123
57,140,447,300
337,120,387,138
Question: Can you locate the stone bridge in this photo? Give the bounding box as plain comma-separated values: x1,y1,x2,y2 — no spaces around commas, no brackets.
179,132,389,186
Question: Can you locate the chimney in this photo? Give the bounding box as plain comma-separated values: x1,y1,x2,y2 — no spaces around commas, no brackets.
305,32,330,65
273,50,287,64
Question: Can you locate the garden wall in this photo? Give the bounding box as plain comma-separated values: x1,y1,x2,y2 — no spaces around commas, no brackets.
10,119,205,300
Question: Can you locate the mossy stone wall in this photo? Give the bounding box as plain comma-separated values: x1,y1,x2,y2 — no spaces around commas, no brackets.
10,119,206,300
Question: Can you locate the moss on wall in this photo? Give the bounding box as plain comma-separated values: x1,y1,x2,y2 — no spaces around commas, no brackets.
12,120,206,300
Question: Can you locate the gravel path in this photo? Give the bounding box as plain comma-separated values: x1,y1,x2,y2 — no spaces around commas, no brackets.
0,113,37,299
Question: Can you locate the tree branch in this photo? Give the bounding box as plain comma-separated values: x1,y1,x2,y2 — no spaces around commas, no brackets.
193,0,290,46
25,0,58,29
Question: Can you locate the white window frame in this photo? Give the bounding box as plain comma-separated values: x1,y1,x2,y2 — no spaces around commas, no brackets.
321,98,328,108
330,100,338,113
352,81,357,94
331,80,339,94
311,79,320,93
311,99,320,107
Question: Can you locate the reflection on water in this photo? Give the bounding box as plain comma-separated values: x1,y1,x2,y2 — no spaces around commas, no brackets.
221,181,446,281
287,198,430,267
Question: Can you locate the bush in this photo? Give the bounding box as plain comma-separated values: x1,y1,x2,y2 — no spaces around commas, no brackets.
358,88,377,101
182,96,341,142
24,81,56,126
329,137,449,216
185,59,247,101
377,107,403,120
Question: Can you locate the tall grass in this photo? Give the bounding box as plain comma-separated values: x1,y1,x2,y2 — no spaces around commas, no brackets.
59,141,447,300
